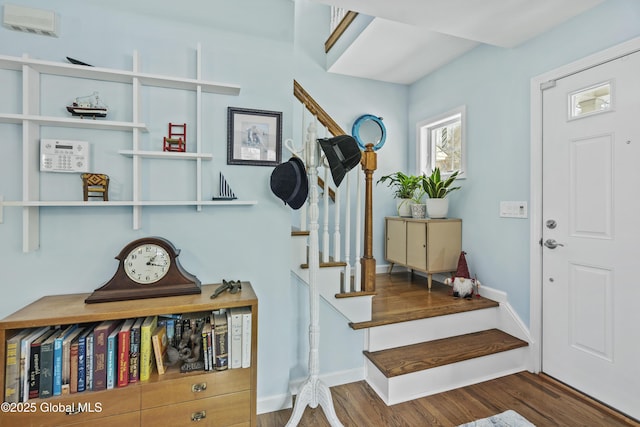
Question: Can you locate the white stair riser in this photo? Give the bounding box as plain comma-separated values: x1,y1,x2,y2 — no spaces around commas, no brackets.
291,235,308,267
367,307,500,352
292,259,373,323
365,347,529,405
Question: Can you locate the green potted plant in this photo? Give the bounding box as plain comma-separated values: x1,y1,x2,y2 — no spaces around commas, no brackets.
376,171,422,217
421,167,461,218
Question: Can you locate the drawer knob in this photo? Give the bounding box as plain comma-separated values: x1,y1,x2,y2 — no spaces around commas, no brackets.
191,410,207,422
192,382,208,393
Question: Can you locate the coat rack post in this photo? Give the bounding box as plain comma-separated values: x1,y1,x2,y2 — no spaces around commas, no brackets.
286,121,343,427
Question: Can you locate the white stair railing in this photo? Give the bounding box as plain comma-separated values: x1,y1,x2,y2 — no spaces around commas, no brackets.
287,105,363,294
330,7,349,34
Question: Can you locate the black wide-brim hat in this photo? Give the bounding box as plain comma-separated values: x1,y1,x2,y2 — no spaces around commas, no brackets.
270,156,308,210
318,135,362,187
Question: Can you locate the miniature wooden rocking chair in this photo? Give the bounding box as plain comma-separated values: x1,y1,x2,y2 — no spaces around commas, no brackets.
81,173,109,201
163,122,187,152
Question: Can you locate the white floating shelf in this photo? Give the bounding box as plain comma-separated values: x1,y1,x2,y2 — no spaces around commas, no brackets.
118,150,213,160
0,200,257,207
0,54,241,96
0,113,148,132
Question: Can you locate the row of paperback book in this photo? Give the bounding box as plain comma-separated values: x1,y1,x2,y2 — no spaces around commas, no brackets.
3,306,252,403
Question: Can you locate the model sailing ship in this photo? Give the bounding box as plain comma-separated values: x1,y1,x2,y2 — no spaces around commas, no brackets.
212,173,238,200
66,91,108,118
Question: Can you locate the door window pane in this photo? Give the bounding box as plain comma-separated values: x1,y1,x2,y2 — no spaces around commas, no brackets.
569,82,611,119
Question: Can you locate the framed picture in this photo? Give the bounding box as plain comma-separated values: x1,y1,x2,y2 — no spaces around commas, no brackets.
227,107,282,166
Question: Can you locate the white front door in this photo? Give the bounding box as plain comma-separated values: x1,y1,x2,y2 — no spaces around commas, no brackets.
542,50,640,420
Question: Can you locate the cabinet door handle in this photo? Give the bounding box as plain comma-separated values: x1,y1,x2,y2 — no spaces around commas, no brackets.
191,410,207,421
192,382,208,393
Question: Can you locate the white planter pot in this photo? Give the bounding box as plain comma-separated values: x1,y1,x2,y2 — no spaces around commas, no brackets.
396,198,413,217
410,203,426,219
426,198,449,218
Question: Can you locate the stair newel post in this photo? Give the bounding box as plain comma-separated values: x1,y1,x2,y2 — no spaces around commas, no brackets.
286,121,344,427
360,143,377,292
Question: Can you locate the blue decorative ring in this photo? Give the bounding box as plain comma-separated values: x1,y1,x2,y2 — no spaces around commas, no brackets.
352,114,386,151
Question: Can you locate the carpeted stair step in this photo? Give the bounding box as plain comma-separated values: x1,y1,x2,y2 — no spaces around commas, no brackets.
364,328,528,378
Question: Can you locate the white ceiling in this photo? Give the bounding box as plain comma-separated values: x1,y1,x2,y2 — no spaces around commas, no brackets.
316,0,605,84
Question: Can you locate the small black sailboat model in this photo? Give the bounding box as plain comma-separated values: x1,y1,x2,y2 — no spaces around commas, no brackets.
212,172,238,200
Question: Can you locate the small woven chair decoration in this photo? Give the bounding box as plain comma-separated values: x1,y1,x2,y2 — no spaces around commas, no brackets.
81,173,109,201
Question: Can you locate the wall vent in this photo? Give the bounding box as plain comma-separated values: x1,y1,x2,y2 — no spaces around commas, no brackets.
3,4,58,37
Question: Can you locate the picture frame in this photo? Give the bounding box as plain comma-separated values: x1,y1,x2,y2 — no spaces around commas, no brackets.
227,107,282,166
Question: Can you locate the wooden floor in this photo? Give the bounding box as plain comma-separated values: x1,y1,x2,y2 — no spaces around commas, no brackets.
350,272,497,329
257,372,639,426
257,273,638,426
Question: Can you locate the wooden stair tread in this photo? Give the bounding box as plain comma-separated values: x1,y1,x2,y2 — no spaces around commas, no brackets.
291,228,309,237
364,329,528,378
335,291,376,298
300,260,347,269
349,277,499,330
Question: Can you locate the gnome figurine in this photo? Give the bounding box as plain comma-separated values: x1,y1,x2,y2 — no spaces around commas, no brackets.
444,251,481,299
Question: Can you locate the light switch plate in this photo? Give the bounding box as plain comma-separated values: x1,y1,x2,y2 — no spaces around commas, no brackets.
500,201,528,218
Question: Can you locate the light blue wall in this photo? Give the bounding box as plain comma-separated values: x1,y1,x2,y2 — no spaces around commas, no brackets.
0,0,296,403
408,0,640,324
0,0,407,409
2,0,638,410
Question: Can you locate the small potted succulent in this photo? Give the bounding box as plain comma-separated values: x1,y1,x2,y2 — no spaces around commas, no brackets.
421,167,461,218
376,171,422,217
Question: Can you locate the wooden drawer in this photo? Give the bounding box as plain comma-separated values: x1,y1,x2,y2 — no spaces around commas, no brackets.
140,390,250,427
1,386,140,427
59,411,140,427
141,369,250,409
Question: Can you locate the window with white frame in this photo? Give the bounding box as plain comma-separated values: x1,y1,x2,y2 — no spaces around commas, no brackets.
417,105,466,179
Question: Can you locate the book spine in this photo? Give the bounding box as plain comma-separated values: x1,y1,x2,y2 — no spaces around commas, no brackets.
230,312,242,369
77,336,86,393
29,345,40,399
118,330,130,387
140,317,157,381
166,319,175,347
106,334,117,389
202,331,209,371
4,337,20,403
39,341,54,398
52,338,64,396
151,333,164,375
241,310,252,369
92,329,108,391
69,343,79,394
85,334,94,391
214,317,228,371
207,330,214,371
129,327,140,383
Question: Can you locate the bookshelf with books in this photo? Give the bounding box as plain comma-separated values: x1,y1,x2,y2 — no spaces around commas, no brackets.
0,282,258,427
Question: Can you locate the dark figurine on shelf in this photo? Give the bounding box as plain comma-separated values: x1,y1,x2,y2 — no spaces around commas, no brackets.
174,318,205,373
210,280,242,299
163,122,187,152
212,172,238,201
66,91,107,119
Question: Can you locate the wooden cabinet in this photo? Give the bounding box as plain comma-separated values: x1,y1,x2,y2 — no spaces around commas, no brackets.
0,283,258,427
385,217,462,290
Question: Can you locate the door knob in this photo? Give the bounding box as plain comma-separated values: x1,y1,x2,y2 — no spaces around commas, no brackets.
544,239,565,249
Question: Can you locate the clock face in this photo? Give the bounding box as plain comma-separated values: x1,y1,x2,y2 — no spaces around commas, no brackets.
123,243,171,285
